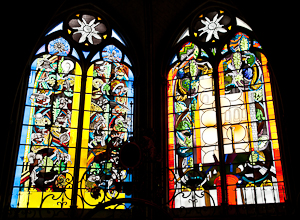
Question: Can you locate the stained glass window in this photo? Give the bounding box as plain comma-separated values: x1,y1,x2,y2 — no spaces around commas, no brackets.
167,9,285,208
11,12,134,209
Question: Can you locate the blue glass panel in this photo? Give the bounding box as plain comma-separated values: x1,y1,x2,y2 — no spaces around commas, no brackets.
128,68,134,81
25,88,34,106
127,81,134,97
91,52,100,62
201,48,209,58
127,98,134,113
20,125,31,145
102,45,122,62
12,165,22,186
71,48,80,60
170,54,178,65
31,59,38,70
35,44,46,55
112,29,125,46
10,188,20,208
82,51,90,58
45,22,63,36
22,106,32,125
48,37,70,56
28,71,36,88
124,55,132,66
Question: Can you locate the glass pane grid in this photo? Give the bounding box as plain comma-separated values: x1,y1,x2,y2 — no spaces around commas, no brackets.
79,61,134,208
168,32,285,209
11,52,82,208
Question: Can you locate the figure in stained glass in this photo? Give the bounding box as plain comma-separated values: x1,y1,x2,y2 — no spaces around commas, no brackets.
11,11,134,210
168,9,285,208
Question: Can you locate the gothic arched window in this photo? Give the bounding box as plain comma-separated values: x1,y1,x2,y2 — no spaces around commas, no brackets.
11,10,134,209
167,7,286,208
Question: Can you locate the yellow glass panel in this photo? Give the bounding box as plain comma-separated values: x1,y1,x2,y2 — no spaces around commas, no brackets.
84,93,92,111
74,75,82,93
83,111,91,130
264,83,273,101
218,61,225,95
70,110,79,128
269,120,278,139
87,64,94,77
78,64,95,208
18,192,29,208
168,115,174,132
81,129,90,149
85,77,93,94
78,191,126,209
18,191,70,208
272,139,279,150
75,62,82,75
194,111,201,147
69,129,78,148
168,132,174,143
168,97,174,113
72,93,80,110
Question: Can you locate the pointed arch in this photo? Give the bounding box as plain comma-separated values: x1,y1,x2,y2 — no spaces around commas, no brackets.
10,6,135,209
166,4,286,208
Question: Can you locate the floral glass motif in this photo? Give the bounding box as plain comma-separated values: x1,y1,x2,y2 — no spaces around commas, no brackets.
69,14,107,46
198,13,227,42
168,9,285,208
11,12,134,210
193,11,231,43
48,37,71,56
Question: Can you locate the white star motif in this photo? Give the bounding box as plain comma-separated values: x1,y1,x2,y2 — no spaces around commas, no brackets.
198,14,227,42
73,18,102,44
